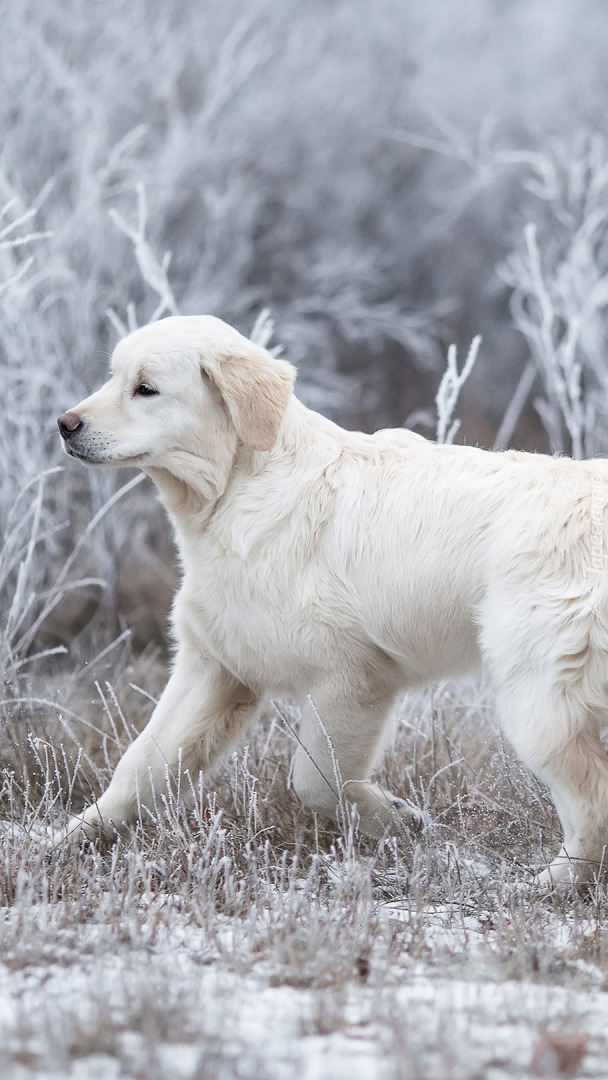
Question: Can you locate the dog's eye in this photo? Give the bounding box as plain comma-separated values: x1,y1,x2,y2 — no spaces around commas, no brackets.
133,384,159,397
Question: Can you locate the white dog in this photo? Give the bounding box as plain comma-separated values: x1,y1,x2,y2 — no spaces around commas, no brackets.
55,315,608,886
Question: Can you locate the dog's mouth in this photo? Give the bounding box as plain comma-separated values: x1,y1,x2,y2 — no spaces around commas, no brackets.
63,441,145,467
62,442,109,465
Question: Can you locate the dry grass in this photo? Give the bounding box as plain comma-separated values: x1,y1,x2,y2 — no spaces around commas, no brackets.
2,660,608,1077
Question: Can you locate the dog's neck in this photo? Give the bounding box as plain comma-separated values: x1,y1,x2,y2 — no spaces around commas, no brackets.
144,425,237,526
144,396,343,534
145,456,227,524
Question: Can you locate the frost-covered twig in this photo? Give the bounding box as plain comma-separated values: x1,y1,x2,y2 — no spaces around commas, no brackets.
250,307,284,357
501,137,608,458
108,183,178,329
493,360,537,451
435,336,481,444
199,16,272,130
0,188,53,299
508,223,586,457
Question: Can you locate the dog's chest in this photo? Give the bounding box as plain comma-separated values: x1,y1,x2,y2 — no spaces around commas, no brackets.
179,539,322,691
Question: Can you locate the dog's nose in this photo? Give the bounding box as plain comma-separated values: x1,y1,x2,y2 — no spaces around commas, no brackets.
57,411,83,439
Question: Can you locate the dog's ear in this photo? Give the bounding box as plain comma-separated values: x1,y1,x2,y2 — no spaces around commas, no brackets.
203,342,295,452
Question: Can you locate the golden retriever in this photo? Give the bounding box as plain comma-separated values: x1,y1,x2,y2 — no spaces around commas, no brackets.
55,314,608,886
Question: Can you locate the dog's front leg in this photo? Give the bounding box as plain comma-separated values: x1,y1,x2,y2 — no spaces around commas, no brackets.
51,652,261,846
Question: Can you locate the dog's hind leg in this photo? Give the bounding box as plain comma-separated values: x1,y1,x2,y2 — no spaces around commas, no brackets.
290,672,422,839
493,674,608,887
51,651,261,846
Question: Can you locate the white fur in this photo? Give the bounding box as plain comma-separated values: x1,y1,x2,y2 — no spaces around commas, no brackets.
55,315,608,885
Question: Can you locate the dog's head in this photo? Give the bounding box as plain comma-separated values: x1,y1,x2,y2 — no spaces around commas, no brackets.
57,316,296,473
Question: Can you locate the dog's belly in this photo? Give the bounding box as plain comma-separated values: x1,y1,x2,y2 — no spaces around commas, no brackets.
178,555,483,695
370,605,482,683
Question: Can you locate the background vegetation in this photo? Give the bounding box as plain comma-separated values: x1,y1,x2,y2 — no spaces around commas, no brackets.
3,1,608,1076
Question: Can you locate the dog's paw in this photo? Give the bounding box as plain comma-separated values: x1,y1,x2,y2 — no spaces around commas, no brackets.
384,794,427,836
533,866,573,892
44,816,101,853
533,860,600,894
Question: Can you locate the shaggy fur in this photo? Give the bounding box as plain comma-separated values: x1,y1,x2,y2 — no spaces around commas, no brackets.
55,315,608,886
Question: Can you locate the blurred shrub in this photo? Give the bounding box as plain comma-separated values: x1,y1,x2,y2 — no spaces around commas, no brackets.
2,0,608,647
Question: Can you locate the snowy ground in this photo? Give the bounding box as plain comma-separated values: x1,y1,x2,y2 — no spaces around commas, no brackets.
1,881,608,1078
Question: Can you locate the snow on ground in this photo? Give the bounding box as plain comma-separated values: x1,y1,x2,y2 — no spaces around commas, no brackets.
0,902,607,1080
